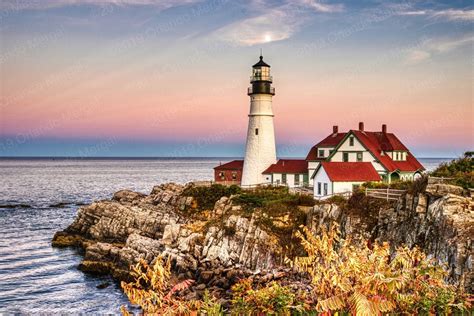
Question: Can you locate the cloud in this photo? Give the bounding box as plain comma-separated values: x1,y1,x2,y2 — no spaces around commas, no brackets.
297,0,344,13
431,9,474,22
397,8,474,22
0,0,201,11
405,50,431,64
405,34,473,64
212,7,304,46
212,0,343,46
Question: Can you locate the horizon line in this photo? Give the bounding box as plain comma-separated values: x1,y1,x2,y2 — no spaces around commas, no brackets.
0,156,458,159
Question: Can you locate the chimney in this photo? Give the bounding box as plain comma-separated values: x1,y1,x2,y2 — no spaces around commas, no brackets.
359,122,364,131
382,124,387,133
333,125,338,134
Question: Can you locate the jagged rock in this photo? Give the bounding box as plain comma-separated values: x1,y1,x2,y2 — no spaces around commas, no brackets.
112,190,146,204
213,196,230,216
415,193,427,213
426,183,465,196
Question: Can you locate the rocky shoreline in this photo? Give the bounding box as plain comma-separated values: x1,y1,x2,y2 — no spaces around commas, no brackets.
52,181,473,302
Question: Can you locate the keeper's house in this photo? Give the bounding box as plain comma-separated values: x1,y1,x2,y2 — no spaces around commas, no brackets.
310,122,424,198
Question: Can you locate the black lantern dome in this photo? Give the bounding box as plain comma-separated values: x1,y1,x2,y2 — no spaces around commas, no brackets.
248,55,275,96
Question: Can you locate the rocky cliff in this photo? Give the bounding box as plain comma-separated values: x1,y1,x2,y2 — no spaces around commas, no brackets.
52,183,301,299
308,183,473,292
53,181,473,297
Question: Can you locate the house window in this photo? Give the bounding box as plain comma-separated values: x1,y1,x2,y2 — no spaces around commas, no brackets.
343,152,349,162
317,182,321,195
318,149,324,157
282,174,287,184
352,184,360,192
303,174,309,185
357,152,363,162
323,183,328,196
231,172,237,180
219,172,225,180
255,128,259,135
294,174,300,186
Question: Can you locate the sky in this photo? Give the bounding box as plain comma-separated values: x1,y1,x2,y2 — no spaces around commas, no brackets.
0,0,472,158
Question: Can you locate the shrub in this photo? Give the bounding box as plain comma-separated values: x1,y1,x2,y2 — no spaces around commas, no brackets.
325,194,347,206
182,184,241,210
407,174,428,195
230,279,305,315
201,290,224,316
120,257,197,315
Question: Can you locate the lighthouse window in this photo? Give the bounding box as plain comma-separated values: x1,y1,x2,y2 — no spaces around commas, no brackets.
255,128,259,135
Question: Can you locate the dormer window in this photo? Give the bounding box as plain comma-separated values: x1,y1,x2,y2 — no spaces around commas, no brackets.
318,149,324,157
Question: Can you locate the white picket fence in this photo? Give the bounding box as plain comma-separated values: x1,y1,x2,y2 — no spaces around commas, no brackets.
365,188,406,201
428,176,455,184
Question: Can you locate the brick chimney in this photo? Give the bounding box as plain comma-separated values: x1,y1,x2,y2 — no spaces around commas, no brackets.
333,125,338,134
382,124,387,133
359,122,364,131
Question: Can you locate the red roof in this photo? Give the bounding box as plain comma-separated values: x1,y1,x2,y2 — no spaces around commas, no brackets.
214,160,243,170
306,133,346,160
263,159,308,174
306,128,424,173
320,162,381,182
352,130,424,172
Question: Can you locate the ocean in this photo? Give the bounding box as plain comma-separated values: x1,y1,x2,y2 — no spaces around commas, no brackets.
0,157,451,313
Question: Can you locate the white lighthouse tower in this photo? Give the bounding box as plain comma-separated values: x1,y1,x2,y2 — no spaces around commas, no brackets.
241,55,277,187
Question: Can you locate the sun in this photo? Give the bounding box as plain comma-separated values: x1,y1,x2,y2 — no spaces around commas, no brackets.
264,34,272,42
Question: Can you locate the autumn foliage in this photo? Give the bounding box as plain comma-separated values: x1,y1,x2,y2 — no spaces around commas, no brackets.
120,257,198,315
121,225,472,315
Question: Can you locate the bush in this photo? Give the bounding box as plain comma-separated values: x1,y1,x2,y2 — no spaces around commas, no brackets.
431,153,473,189
231,279,304,315
233,186,314,210
120,257,198,315
182,184,241,210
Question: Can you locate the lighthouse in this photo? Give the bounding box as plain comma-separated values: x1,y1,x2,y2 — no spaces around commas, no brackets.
241,55,277,187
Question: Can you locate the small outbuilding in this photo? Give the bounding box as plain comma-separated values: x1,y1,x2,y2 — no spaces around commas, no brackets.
312,162,381,198
214,160,243,185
